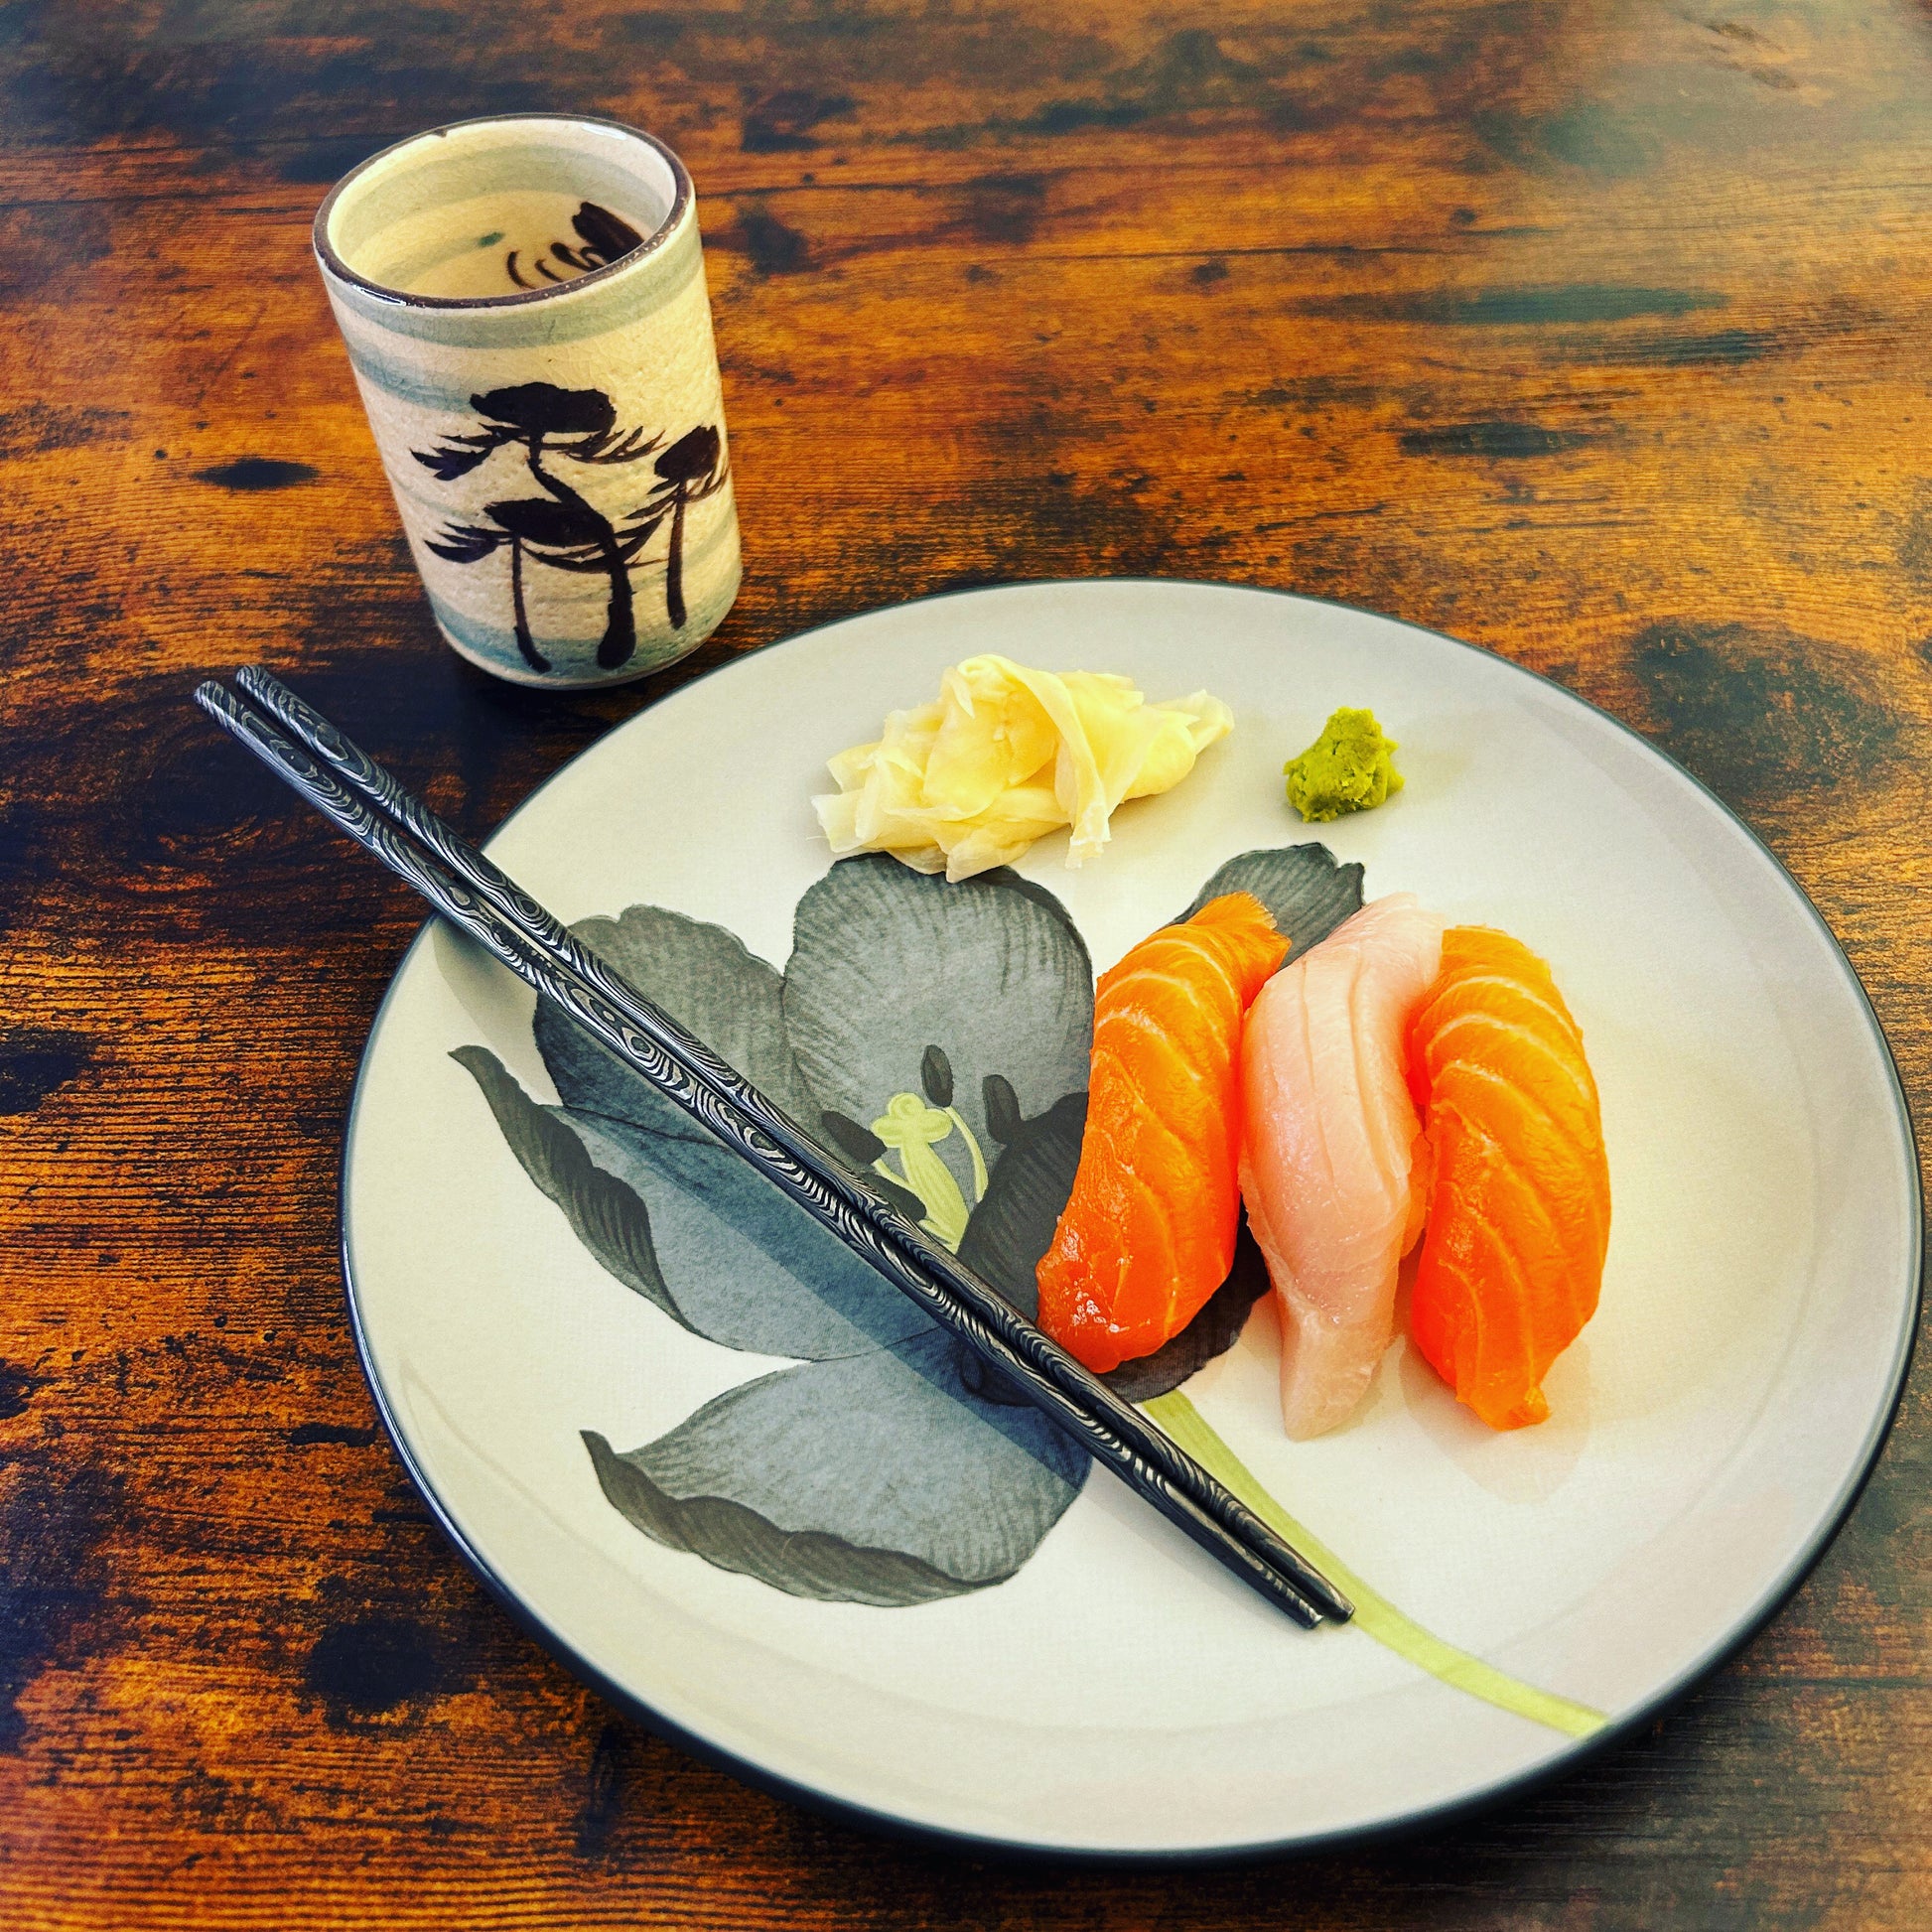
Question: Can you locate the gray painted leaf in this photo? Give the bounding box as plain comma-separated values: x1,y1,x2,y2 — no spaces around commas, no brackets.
782,856,1093,1205
1181,843,1364,963
564,1106,933,1359
455,1043,924,1358
536,903,820,1140
584,1432,973,1606
452,1045,685,1328
585,1329,1088,1604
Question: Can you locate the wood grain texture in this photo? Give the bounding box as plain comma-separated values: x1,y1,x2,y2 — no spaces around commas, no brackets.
1,1,1927,1925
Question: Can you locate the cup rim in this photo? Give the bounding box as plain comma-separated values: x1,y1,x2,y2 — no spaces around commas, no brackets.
312,112,694,314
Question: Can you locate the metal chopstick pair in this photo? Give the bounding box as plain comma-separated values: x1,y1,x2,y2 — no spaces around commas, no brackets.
195,668,1353,1630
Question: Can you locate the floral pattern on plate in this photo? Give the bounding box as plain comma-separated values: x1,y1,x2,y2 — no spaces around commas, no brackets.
455,845,1362,1603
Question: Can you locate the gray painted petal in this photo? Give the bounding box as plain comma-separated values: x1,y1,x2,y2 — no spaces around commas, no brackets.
452,1050,687,1336
565,1107,933,1359
783,855,1093,1167
536,903,820,1136
584,1328,1088,1604
453,1044,687,1329
1181,843,1365,964
956,1091,1087,1323
454,1044,928,1359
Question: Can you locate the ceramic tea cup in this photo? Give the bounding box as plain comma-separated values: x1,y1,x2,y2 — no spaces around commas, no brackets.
315,114,741,687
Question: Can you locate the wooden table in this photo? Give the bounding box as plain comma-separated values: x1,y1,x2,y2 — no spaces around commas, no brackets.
4,1,1928,1924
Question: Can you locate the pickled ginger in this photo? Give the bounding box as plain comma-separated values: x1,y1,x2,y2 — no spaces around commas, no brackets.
813,654,1233,883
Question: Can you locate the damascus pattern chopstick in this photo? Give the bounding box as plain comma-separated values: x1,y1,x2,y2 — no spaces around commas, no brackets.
195,670,1352,1629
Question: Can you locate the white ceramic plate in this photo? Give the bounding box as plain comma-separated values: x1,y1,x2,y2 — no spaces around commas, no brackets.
343,581,1919,1858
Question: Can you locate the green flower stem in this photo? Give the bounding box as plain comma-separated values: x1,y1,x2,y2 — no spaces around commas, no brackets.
945,1106,990,1203
1143,1390,1608,1741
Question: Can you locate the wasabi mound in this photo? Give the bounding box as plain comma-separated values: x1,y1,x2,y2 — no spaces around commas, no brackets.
1285,707,1403,822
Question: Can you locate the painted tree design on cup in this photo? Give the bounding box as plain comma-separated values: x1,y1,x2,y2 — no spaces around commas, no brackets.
641,424,729,630
414,383,727,674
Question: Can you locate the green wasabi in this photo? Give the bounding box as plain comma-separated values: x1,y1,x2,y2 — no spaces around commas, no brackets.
1284,707,1404,822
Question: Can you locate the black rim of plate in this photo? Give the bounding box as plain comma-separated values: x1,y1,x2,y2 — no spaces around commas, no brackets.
334,578,1925,1864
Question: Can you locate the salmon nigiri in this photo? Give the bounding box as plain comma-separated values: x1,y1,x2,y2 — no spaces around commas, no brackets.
1239,895,1446,1438
1036,893,1288,1372
1407,927,1610,1429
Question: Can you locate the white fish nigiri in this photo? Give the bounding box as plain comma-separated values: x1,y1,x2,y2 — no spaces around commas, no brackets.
1239,894,1446,1439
